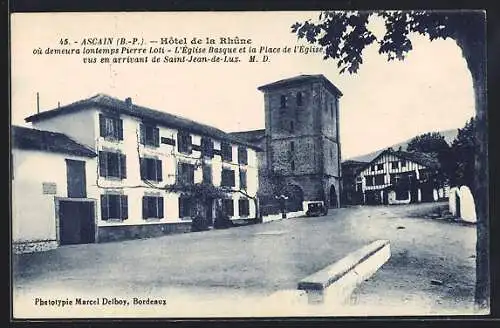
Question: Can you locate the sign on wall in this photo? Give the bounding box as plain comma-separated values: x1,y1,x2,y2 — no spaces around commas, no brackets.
42,182,57,195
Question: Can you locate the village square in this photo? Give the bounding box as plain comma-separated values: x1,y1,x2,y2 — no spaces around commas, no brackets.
11,74,479,317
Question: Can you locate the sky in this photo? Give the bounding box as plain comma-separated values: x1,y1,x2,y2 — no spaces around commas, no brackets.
10,11,476,159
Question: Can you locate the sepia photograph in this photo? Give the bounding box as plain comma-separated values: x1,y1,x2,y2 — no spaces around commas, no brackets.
10,10,488,318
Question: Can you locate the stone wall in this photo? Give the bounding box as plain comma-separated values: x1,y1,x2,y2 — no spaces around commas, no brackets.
97,222,192,243
13,240,58,254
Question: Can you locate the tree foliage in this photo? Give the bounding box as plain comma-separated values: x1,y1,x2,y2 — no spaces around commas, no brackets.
407,132,449,154
450,117,476,188
406,132,453,182
291,11,485,75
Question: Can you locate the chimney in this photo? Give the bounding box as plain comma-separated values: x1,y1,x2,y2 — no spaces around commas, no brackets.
125,97,132,107
36,92,40,114
398,146,403,151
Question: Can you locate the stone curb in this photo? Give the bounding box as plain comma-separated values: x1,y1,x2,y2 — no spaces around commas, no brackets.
266,239,391,307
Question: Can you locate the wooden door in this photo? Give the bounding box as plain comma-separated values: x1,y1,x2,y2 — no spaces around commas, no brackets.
59,201,95,245
66,159,87,198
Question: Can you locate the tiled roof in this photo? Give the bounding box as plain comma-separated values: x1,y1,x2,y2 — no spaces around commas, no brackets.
228,129,266,143
394,150,440,169
257,74,343,97
361,148,440,171
25,94,263,151
342,160,368,166
342,160,369,176
11,125,97,157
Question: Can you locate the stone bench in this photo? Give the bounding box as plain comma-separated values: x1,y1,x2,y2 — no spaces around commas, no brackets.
297,239,391,304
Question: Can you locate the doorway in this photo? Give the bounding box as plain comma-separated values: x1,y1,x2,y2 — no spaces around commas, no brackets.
329,185,338,208
66,159,87,198
59,200,95,245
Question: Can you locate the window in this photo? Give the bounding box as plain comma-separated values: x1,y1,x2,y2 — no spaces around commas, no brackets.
179,196,192,218
290,121,295,133
280,95,287,108
99,114,123,140
366,176,374,186
390,174,401,185
291,160,295,171
330,103,334,118
161,136,176,146
178,131,192,154
223,199,234,217
221,142,233,162
177,162,194,185
296,92,303,106
142,196,164,219
99,151,126,179
238,199,250,217
238,146,248,165
140,124,160,147
377,164,384,171
202,162,212,184
371,165,376,172
401,160,407,167
374,174,385,185
290,141,295,152
239,169,247,190
221,169,235,187
330,147,333,160
101,194,128,220
391,161,399,170
201,137,214,159
140,157,162,182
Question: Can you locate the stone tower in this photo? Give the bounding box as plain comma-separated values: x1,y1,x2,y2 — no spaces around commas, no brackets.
257,74,343,208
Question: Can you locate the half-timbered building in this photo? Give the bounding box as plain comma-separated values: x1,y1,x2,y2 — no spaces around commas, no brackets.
356,148,446,205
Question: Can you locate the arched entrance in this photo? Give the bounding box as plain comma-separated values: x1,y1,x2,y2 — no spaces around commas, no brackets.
284,184,304,212
329,185,338,208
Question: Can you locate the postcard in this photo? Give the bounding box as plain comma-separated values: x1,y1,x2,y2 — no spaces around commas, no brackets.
10,10,488,318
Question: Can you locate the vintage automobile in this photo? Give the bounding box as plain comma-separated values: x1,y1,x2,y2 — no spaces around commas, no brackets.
305,201,329,217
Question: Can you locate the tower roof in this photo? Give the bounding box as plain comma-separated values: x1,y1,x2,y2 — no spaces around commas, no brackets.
257,74,342,97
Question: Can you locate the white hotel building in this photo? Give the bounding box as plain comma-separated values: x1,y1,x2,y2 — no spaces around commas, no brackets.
18,94,260,248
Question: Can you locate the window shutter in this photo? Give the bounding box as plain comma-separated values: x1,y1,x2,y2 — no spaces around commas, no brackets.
176,162,182,184
99,151,107,177
156,159,163,182
178,197,184,217
229,200,234,216
239,170,247,190
177,134,182,153
120,195,128,220
99,114,106,137
142,196,148,219
120,154,127,179
209,140,214,158
189,164,194,184
158,197,164,218
188,135,193,154
154,127,160,147
117,118,123,140
139,124,145,145
140,158,146,180
100,194,109,220
230,170,235,187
